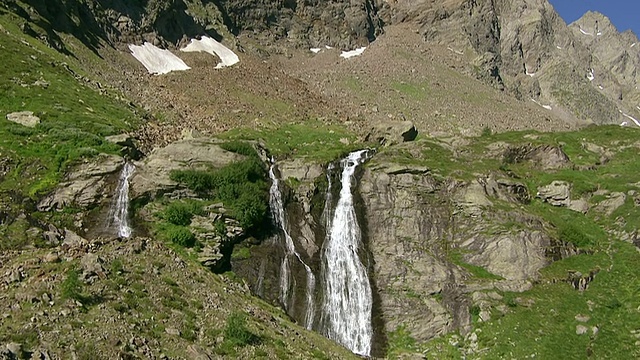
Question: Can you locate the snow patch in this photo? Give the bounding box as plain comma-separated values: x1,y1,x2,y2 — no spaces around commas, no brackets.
325,45,333,49
636,106,640,111
622,112,640,127
531,99,552,110
556,45,563,49
598,85,604,90
180,36,239,69
632,43,637,48
597,31,602,36
129,43,190,75
587,69,595,81
340,47,366,59
310,48,322,54
579,27,593,36
447,47,464,55
525,67,535,77
621,121,629,126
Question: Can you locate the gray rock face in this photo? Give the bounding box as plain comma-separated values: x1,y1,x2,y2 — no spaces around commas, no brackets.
129,138,242,199
594,192,626,216
217,0,384,49
464,230,550,281
6,111,40,127
537,180,571,206
37,154,124,211
380,0,638,125
360,168,469,341
358,158,567,342
503,144,571,170
365,120,419,146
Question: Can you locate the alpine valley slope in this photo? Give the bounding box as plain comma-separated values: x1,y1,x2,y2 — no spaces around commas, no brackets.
0,0,640,359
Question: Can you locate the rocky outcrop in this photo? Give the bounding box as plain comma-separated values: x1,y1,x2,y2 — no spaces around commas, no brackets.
360,166,469,341
503,144,571,170
359,158,563,342
536,180,590,213
379,0,638,125
129,138,243,199
537,180,571,206
217,0,384,49
37,154,123,211
6,111,40,127
364,120,418,146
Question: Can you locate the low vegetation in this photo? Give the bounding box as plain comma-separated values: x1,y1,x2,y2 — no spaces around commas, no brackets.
218,121,362,162
0,12,139,199
170,158,270,234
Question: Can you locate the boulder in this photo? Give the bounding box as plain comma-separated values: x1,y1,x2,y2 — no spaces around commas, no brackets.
6,111,40,127
594,192,626,216
536,181,571,206
80,253,106,281
503,145,572,170
480,175,530,204
568,199,590,214
364,120,418,146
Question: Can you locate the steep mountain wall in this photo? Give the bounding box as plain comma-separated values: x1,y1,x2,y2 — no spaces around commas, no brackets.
380,0,640,125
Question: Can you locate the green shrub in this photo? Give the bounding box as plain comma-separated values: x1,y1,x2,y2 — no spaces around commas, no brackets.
170,159,269,234
170,170,215,194
224,312,261,347
167,226,196,248
219,141,258,158
61,268,83,302
163,201,204,226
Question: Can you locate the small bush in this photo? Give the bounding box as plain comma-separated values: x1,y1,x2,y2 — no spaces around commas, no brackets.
163,201,204,226
219,141,258,158
61,268,83,302
170,170,215,194
224,312,261,347
170,159,269,234
167,226,196,248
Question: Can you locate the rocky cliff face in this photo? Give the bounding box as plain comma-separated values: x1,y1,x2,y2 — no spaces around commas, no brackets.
232,146,575,351
379,0,640,125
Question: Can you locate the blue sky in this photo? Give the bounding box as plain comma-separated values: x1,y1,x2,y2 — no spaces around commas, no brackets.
547,0,640,36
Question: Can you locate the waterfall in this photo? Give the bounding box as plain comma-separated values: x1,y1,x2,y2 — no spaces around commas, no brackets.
268,164,317,330
322,163,334,230
107,162,135,238
321,150,373,356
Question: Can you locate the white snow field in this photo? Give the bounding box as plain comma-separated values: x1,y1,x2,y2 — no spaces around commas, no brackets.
181,36,239,69
129,43,191,75
310,48,322,53
622,112,640,127
340,47,366,59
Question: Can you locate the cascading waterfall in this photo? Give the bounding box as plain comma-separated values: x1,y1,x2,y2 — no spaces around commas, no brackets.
269,164,317,330
322,163,334,230
321,150,373,356
107,162,135,238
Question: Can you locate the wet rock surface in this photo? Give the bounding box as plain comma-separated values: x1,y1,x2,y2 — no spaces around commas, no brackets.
37,154,124,212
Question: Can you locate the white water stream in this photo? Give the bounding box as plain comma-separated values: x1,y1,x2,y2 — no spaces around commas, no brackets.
321,150,373,356
269,164,317,330
107,162,135,238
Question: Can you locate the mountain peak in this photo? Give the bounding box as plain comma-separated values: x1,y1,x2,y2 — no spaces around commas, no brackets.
571,10,616,36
